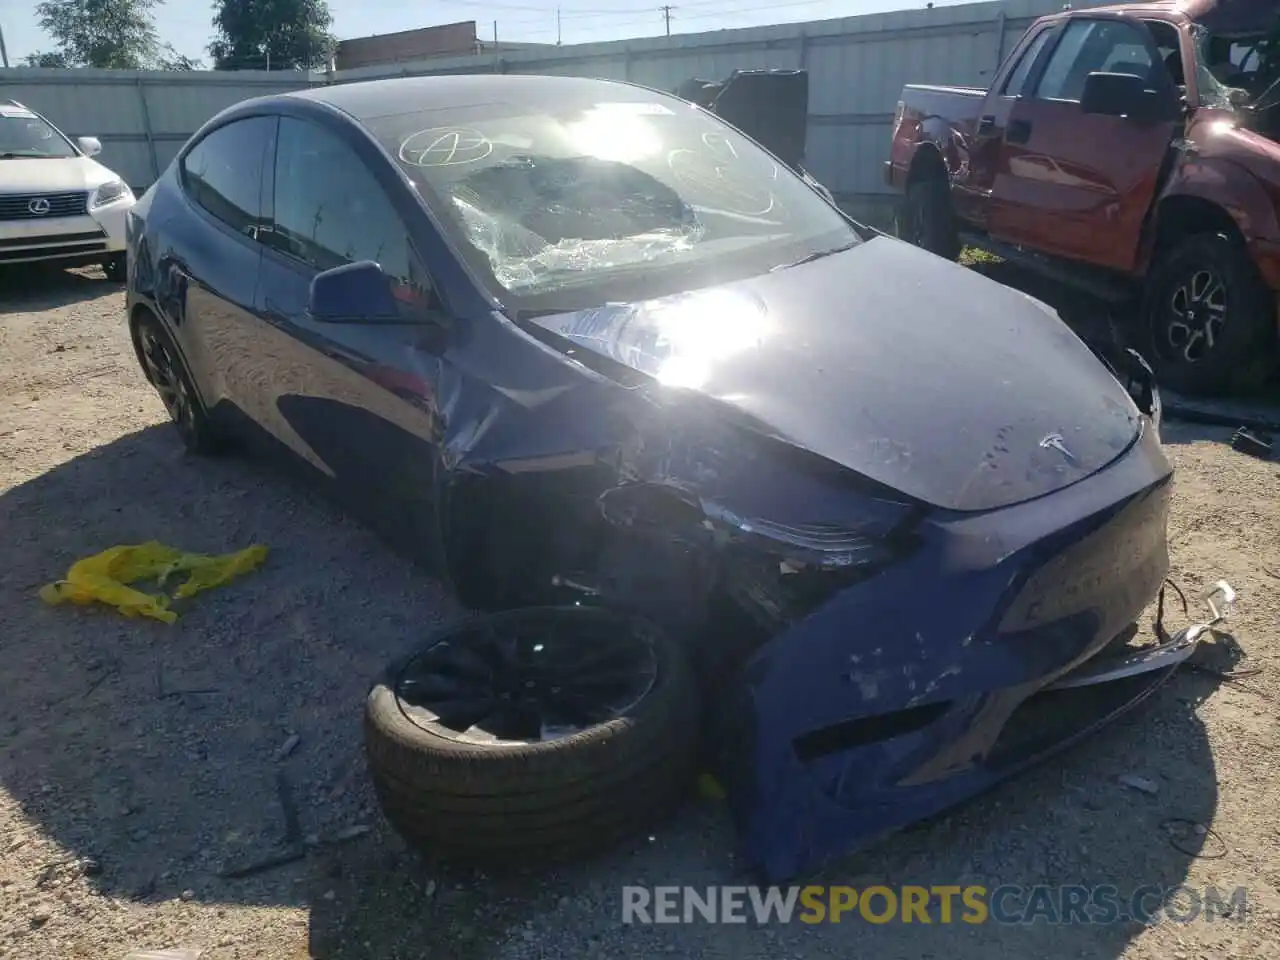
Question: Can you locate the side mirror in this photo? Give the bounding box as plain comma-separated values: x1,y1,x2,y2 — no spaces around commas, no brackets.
308,260,444,329
77,136,102,157
1081,72,1166,121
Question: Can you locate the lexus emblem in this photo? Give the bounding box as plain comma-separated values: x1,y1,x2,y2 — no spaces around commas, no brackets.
1039,432,1077,462
27,197,51,215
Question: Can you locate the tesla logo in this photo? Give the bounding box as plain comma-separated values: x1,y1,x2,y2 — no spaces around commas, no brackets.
27,197,51,215
1039,433,1077,462
398,127,493,167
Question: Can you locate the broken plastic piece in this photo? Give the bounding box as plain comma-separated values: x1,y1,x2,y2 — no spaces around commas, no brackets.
1204,580,1236,626
38,541,268,624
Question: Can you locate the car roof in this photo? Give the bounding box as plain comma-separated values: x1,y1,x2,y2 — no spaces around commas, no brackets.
1050,0,1258,25
285,73,655,122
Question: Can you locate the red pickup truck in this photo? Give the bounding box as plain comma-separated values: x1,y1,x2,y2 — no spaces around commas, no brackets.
886,0,1280,395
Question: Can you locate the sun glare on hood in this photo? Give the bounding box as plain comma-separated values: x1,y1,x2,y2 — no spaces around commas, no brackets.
649,289,772,390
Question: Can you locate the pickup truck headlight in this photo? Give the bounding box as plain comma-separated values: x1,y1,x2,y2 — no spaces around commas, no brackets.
92,179,132,208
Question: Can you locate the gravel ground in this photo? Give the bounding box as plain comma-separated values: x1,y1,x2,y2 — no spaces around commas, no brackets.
1,264,1279,960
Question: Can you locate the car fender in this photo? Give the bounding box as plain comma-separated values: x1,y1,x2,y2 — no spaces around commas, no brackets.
1143,156,1280,274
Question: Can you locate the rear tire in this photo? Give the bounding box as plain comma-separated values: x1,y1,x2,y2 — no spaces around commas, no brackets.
896,176,960,261
1142,232,1277,396
363,607,700,865
133,313,222,455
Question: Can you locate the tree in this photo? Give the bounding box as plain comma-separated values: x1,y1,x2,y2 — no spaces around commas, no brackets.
156,43,203,70
23,51,72,67
209,0,335,71
33,0,161,69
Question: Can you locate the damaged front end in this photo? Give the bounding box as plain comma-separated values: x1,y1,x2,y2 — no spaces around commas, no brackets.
430,273,1184,882
435,366,1185,883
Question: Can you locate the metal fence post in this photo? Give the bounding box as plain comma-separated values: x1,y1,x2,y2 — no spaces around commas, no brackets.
135,77,160,181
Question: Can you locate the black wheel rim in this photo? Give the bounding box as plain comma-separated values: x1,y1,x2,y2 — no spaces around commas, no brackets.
138,326,195,435
395,613,659,745
1162,268,1227,365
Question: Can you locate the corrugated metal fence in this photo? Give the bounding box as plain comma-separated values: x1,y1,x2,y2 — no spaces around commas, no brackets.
0,0,1097,222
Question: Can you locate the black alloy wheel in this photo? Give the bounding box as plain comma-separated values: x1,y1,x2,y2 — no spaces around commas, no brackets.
363,606,700,865
1143,232,1277,396
135,317,219,453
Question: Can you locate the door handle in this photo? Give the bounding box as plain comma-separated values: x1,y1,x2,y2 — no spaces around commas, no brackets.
977,115,997,135
1006,119,1032,144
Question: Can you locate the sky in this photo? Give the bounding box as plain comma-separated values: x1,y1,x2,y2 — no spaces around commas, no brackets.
0,0,973,66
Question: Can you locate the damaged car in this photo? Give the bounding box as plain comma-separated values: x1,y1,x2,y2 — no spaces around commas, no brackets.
889,0,1280,396
127,74,1184,882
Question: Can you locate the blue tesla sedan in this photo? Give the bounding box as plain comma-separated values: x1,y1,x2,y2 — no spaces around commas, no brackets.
126,74,1185,881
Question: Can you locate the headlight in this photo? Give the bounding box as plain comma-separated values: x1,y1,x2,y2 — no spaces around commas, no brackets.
92,179,132,208
595,480,922,630
704,496,923,630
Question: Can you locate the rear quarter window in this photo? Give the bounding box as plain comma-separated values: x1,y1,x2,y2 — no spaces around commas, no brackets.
180,117,274,234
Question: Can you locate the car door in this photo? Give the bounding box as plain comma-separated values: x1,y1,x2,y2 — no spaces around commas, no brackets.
954,22,1059,229
252,114,449,564
166,116,274,422
985,16,1181,271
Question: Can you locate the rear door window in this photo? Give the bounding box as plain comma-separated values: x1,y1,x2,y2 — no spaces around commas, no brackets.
180,117,274,235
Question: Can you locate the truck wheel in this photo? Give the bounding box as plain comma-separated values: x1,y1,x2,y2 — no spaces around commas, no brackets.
363,607,699,865
896,177,960,261
1143,232,1277,396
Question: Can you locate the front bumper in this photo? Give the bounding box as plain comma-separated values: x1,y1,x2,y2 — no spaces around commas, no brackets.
716,423,1180,881
0,197,131,266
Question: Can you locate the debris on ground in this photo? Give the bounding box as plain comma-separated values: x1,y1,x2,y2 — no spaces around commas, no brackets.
274,734,301,761
1118,774,1160,796
38,541,268,623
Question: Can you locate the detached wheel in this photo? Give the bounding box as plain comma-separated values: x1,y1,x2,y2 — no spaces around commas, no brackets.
895,176,960,261
364,606,699,864
1143,232,1278,396
134,314,220,454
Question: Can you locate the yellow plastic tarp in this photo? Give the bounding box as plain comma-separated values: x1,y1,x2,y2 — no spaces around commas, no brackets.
38,541,269,624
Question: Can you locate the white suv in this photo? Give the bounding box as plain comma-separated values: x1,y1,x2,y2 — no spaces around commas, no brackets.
0,100,136,280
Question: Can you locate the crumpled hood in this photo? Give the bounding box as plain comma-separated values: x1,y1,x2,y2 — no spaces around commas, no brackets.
528,236,1140,512
0,156,112,194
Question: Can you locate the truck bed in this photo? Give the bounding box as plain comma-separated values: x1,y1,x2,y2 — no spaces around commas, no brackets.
886,84,986,189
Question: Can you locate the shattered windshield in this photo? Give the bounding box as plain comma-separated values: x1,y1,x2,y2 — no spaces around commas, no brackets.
1189,13,1280,112
0,109,77,159
361,88,857,310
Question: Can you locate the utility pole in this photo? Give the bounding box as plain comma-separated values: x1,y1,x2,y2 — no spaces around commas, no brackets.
661,4,674,37
0,22,9,68
556,7,562,45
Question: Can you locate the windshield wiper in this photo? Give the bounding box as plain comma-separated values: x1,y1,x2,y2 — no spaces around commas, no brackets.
770,240,860,273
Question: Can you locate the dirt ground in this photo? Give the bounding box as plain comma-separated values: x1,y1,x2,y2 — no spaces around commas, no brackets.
1,265,1279,960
